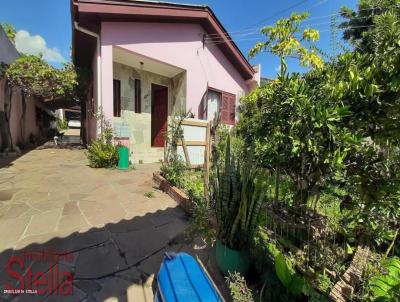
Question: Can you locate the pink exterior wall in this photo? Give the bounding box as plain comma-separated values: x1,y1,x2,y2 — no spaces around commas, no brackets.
9,93,39,146
100,22,252,120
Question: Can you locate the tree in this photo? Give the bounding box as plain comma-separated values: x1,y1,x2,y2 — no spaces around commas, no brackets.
339,0,400,52
3,55,78,149
244,13,337,208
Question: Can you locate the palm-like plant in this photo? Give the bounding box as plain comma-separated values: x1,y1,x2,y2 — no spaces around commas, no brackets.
212,135,267,250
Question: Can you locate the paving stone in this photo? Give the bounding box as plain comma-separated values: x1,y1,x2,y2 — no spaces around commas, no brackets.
62,202,80,216
74,280,101,296
92,277,132,302
155,218,188,241
43,286,87,302
105,217,154,234
5,204,31,219
24,209,62,236
112,228,170,266
74,242,128,279
0,216,31,249
115,266,143,283
57,214,90,232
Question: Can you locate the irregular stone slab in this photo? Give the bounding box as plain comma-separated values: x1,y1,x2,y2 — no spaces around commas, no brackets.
43,286,87,302
155,218,188,241
92,277,132,302
16,228,109,254
74,280,101,296
57,214,90,233
115,266,143,283
24,209,62,236
74,242,128,279
5,204,31,219
0,189,18,202
112,228,170,266
137,245,179,276
0,216,31,250
105,217,154,234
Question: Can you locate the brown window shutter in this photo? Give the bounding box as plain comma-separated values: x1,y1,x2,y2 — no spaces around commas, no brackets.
220,92,236,125
134,79,141,113
113,79,121,117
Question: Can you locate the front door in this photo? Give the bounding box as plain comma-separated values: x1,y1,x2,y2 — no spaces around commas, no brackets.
151,84,168,147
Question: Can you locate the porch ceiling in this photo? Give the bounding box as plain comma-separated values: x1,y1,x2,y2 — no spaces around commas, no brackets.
113,46,184,78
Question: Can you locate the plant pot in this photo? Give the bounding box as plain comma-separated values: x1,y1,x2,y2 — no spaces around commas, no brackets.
215,241,251,275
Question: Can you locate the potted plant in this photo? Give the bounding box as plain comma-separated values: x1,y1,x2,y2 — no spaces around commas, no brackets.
212,135,266,275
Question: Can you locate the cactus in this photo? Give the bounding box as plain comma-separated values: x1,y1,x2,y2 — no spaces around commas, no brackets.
212,134,267,250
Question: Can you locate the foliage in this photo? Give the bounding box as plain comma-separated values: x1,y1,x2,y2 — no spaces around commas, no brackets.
5,55,77,99
160,153,186,188
187,197,216,246
249,12,323,70
340,0,400,52
85,115,118,168
237,72,354,208
367,256,400,301
57,118,69,131
212,135,266,250
144,191,155,198
225,272,254,302
2,22,16,44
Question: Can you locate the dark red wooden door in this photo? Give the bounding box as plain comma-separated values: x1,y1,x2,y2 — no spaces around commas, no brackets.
151,84,168,147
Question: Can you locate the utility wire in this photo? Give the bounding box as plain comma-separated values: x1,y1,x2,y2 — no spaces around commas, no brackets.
203,24,378,46
204,4,399,39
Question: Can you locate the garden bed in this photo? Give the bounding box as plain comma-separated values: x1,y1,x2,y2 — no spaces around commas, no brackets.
153,172,191,212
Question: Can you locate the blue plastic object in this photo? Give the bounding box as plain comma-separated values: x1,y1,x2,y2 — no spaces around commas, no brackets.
156,252,224,302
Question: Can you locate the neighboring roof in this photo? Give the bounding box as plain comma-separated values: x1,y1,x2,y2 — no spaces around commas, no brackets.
0,25,19,65
71,0,255,80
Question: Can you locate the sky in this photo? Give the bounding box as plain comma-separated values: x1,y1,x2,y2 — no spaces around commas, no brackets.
0,0,358,78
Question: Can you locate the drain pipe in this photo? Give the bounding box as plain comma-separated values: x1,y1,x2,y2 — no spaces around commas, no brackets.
73,21,102,135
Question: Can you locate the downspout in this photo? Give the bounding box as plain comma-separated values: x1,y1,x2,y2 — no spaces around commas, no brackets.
73,21,102,136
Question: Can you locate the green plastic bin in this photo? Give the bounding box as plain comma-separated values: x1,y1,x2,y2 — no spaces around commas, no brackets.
117,146,129,170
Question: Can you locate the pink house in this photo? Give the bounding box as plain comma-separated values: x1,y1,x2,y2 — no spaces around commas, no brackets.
71,0,260,163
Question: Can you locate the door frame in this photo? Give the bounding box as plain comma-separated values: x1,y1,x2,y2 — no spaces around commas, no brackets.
151,83,169,148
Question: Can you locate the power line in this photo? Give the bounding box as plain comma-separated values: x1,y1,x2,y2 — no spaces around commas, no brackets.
203,24,378,46
205,4,400,39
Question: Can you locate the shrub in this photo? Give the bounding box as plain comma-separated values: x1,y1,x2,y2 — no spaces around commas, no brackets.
160,153,186,188
86,117,118,168
226,272,254,302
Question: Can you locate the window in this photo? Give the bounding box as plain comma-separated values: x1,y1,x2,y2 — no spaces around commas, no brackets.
113,79,121,117
134,79,141,113
200,89,236,125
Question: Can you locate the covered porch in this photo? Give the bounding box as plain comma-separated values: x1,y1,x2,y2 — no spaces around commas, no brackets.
102,46,187,163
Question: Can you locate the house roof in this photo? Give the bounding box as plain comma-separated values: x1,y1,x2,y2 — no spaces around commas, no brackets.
71,0,255,80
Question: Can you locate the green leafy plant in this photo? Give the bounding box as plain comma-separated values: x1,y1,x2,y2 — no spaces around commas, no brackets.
212,135,266,250
1,22,16,44
368,256,400,302
225,272,254,302
57,118,69,131
85,114,118,168
187,198,216,246
160,153,186,188
144,191,155,198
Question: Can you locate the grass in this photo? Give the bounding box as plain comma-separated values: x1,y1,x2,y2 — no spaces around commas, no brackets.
144,191,156,198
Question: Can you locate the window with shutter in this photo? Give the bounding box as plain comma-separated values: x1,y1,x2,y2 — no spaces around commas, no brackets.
220,92,236,125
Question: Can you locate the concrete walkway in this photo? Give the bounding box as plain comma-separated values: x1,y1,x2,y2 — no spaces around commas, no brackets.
0,149,228,302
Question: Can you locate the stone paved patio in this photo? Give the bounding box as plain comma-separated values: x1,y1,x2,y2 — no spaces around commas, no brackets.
0,149,228,302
